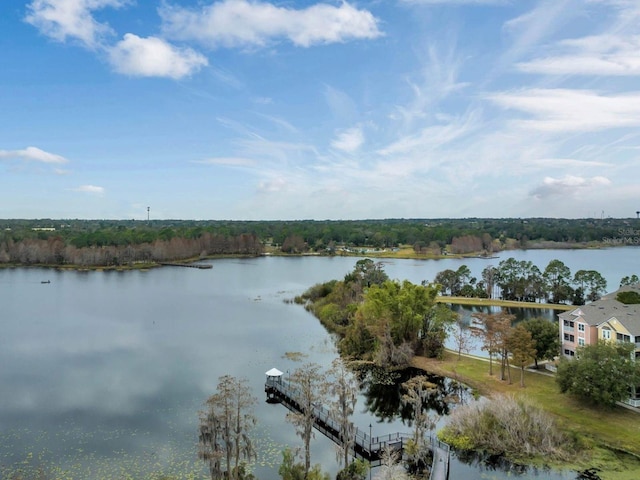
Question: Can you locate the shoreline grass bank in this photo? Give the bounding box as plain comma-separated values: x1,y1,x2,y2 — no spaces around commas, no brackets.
411,352,640,480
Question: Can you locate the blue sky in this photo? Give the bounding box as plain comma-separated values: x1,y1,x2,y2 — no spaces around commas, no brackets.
1,0,639,220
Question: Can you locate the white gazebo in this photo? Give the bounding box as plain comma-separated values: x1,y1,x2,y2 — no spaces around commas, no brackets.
265,367,285,401
265,367,283,380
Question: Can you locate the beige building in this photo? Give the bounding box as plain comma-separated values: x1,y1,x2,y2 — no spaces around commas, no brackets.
558,284,640,407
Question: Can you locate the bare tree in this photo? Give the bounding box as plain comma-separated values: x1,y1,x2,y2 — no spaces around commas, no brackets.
373,446,409,480
450,315,472,359
199,375,257,480
471,312,514,379
286,363,327,477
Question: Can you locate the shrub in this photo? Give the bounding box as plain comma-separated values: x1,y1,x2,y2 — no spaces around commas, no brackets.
438,395,576,462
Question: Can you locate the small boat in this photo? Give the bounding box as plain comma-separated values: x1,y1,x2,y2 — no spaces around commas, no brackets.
41,280,50,284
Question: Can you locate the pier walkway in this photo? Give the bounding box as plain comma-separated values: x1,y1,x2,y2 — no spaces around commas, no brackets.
265,373,449,479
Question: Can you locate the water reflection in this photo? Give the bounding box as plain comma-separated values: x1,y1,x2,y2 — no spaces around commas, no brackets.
358,367,471,423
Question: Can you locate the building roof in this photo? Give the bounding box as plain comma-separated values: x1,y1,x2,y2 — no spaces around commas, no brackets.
559,284,640,336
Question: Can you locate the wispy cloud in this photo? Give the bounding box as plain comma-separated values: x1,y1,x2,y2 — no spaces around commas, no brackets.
488,88,640,132
108,34,208,79
518,34,640,75
160,0,382,49
73,185,105,195
530,175,611,199
0,146,68,164
528,158,611,169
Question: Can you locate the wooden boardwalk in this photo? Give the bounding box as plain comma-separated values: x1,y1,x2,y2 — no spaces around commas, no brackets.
265,377,449,479
158,262,212,269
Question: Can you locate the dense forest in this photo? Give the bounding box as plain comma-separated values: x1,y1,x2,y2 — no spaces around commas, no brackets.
0,217,637,267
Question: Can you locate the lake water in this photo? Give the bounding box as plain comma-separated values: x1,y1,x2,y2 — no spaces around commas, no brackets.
1,247,638,479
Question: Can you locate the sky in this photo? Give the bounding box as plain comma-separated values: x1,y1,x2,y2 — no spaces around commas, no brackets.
1,0,639,220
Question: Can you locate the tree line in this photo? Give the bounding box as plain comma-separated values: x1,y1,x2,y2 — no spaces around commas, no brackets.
0,232,262,267
433,258,621,305
1,216,638,265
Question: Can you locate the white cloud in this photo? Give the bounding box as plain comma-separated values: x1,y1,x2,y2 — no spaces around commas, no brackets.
0,146,69,164
108,34,208,79
530,175,611,199
160,0,382,49
488,88,640,132
73,185,105,195
25,0,126,48
331,127,364,153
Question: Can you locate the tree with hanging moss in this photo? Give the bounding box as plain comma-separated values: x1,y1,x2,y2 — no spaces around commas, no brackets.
286,363,328,477
327,358,359,469
198,375,257,480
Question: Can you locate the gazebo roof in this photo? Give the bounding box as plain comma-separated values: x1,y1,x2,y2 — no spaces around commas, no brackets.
265,367,284,377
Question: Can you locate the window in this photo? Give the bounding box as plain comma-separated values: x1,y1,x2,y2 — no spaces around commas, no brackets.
617,333,631,343
578,323,585,332
564,349,575,356
578,338,585,346
564,320,574,328
602,329,611,340
564,334,575,342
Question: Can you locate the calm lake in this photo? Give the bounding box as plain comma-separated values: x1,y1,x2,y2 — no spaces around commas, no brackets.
1,247,638,479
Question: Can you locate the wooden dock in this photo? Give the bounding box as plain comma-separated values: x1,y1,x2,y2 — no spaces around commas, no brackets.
158,262,212,269
265,376,449,478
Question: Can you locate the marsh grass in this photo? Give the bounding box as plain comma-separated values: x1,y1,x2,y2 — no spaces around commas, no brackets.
439,394,578,462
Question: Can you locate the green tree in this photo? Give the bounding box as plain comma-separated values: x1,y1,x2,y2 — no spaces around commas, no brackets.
336,459,369,480
357,280,446,363
198,375,257,480
278,448,328,480
507,324,537,387
543,259,573,304
520,318,560,368
349,258,389,288
556,341,640,408
620,274,639,286
617,290,640,304
573,270,607,302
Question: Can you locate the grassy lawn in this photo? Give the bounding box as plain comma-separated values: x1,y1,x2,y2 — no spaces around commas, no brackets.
435,295,575,310
411,352,640,479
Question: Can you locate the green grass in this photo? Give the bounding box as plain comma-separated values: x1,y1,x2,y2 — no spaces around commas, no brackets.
435,296,575,310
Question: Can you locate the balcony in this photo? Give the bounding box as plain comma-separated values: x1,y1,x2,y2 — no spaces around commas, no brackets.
624,397,640,408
